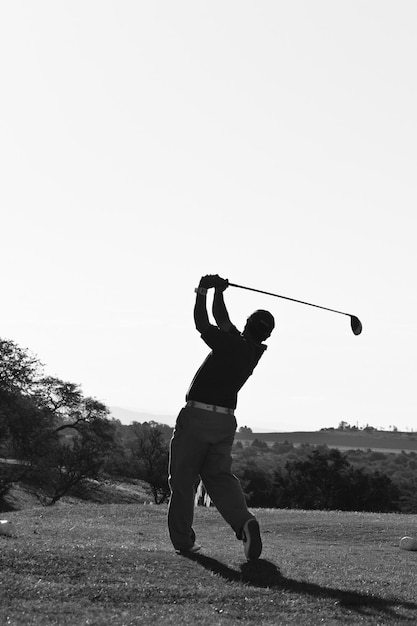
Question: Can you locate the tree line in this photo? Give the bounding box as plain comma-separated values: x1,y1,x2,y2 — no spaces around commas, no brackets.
106,427,413,513
232,441,402,512
0,337,172,507
1,336,416,513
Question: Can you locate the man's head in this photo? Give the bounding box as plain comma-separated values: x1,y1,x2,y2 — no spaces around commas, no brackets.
244,310,275,343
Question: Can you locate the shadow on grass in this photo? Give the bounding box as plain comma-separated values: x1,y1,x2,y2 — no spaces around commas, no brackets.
182,553,417,621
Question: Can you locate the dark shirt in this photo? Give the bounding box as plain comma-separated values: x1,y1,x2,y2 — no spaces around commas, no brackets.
186,324,267,409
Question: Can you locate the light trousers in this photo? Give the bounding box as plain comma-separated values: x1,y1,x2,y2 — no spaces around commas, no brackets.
168,405,254,551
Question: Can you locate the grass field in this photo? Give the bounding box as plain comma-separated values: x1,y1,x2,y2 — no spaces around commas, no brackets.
1,501,417,625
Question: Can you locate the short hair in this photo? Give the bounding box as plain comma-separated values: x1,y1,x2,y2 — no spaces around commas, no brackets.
247,310,275,341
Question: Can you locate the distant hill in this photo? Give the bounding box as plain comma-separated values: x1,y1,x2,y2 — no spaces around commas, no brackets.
109,406,176,426
235,429,417,453
108,408,417,454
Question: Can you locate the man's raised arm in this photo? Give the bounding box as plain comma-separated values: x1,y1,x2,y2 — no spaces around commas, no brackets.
194,274,230,334
194,275,216,334
212,279,233,332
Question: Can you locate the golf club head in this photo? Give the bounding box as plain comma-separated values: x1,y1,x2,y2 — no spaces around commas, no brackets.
350,316,362,335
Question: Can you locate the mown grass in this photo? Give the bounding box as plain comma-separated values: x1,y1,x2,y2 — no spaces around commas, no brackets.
1,502,417,625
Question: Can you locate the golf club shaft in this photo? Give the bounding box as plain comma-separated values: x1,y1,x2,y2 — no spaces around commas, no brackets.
228,282,351,318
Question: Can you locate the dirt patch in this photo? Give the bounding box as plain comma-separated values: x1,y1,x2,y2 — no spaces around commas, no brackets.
1,478,152,512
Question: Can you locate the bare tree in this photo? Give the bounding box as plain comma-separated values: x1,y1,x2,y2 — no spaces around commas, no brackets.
32,406,116,505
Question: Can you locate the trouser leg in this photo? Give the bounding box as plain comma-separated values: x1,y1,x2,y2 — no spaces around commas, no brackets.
168,409,207,550
200,426,254,536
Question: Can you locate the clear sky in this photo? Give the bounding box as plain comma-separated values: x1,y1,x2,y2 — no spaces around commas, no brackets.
1,1,416,432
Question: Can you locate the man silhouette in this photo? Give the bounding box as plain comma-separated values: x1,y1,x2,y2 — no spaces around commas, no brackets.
168,274,275,559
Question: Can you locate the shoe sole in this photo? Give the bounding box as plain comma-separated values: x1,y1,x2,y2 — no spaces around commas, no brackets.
175,544,202,555
243,519,262,560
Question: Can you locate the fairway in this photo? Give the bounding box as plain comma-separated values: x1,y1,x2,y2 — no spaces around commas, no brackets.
1,503,417,625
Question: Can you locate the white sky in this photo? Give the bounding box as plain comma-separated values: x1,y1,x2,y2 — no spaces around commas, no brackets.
1,1,416,432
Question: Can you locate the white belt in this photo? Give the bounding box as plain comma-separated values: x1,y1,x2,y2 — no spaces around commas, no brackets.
186,400,234,415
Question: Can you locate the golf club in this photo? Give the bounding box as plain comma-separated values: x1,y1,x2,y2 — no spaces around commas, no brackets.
228,282,362,335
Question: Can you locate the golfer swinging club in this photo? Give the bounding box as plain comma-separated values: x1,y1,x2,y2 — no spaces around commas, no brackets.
168,274,275,559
